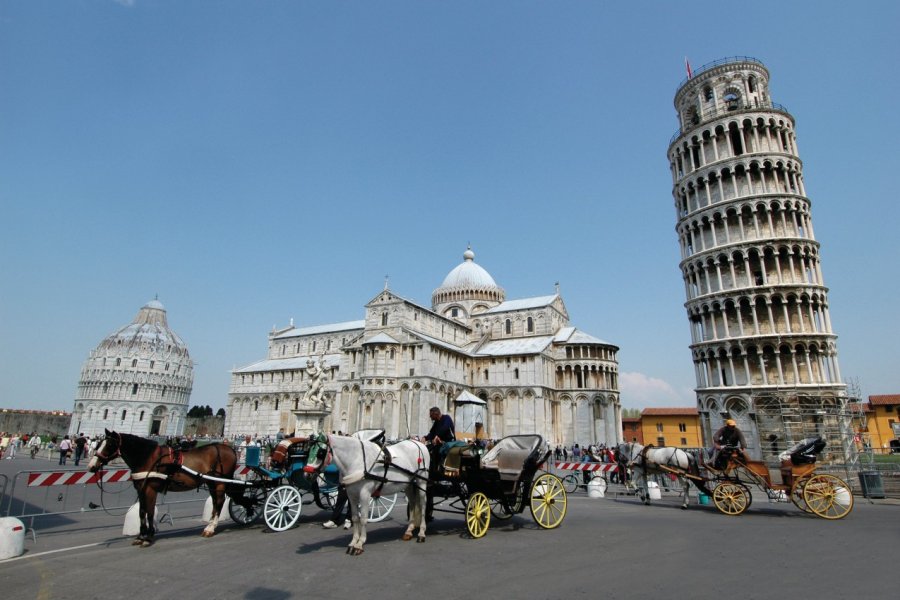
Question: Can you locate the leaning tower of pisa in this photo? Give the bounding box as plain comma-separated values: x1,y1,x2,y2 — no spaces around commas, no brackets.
667,57,848,460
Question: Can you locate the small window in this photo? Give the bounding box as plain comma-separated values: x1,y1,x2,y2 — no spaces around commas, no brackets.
409,368,415,376
150,360,154,369
505,319,511,335
162,386,167,397
484,369,489,381
121,409,127,421
451,308,459,317
656,423,664,432
657,437,666,446
681,437,688,446
116,358,121,367
527,317,534,333
103,409,108,419
132,359,137,367
381,312,388,326
679,423,687,432
139,410,144,421
514,368,519,379
254,400,259,411
704,86,713,102
132,383,138,395
275,399,279,410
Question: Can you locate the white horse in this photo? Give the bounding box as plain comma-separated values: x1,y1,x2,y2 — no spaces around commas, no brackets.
304,433,429,555
615,442,707,509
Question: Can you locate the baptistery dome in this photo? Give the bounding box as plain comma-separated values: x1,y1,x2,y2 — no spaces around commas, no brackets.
69,299,193,438
432,247,505,317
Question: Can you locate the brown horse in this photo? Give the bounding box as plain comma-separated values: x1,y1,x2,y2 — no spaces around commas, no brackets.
88,429,243,547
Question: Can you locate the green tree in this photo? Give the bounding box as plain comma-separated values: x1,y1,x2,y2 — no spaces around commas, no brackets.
216,408,226,418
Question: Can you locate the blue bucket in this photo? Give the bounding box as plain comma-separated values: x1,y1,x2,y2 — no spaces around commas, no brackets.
699,493,710,505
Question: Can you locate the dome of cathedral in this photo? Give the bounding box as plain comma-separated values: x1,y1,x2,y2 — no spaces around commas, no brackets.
432,247,505,308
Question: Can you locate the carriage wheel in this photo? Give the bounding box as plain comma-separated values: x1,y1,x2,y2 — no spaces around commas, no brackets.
490,497,519,520
790,478,813,513
264,485,303,531
803,474,853,520
314,474,337,511
530,473,567,529
712,482,750,516
228,485,266,525
466,492,491,538
368,493,398,523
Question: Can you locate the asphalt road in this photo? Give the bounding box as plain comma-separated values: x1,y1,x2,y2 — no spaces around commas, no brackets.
2,454,898,600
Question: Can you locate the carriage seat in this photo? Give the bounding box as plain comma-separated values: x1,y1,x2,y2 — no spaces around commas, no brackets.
481,435,543,481
442,442,473,476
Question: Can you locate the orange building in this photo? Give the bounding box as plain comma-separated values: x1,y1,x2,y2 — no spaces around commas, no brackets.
621,417,643,444
864,395,900,451
640,408,702,449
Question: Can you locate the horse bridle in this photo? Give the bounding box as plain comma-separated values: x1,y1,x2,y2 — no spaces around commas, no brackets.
93,432,123,466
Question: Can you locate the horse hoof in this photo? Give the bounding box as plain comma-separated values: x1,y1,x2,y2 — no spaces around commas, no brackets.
140,540,154,548
346,547,353,554
402,533,413,541
351,548,364,556
416,536,426,543
201,531,214,538
132,539,143,546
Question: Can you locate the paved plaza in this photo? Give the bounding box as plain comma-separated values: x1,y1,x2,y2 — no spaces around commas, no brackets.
1,455,897,599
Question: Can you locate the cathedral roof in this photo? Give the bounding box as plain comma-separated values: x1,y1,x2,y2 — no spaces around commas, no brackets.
273,320,366,339
482,294,558,314
234,353,342,373
554,327,612,345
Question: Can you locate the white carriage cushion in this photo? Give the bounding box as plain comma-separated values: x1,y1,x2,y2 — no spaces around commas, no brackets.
481,435,543,478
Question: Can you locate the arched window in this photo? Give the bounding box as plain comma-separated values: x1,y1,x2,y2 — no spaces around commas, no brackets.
103,409,108,420
139,410,145,421
132,383,138,395
131,359,137,368
505,319,511,334
381,312,388,326
116,358,121,367
527,317,534,333
121,409,127,421
162,386,167,398
254,400,259,411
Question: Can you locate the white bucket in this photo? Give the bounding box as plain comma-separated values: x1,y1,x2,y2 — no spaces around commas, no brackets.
647,481,661,500
0,517,26,560
123,502,162,536
587,477,606,499
202,497,230,522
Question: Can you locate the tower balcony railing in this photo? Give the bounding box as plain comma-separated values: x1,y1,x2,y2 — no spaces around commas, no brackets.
669,99,791,146
674,56,766,94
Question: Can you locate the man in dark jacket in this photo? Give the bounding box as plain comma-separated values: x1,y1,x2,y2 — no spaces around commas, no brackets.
712,419,748,470
424,407,455,521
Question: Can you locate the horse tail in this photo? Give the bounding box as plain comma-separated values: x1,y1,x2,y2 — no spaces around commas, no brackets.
688,451,712,495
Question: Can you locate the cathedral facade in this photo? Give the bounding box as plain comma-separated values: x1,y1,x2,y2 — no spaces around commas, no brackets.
225,249,622,446
70,300,193,438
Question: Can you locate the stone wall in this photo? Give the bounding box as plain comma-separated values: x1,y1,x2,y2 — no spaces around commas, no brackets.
182,415,225,438
0,409,71,440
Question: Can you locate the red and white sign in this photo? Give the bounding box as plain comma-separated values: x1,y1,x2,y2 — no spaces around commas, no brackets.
554,461,617,472
27,469,132,487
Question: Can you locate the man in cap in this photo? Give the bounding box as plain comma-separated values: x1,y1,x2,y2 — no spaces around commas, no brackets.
712,418,748,470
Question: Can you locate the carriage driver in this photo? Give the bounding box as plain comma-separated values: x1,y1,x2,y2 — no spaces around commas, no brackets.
712,419,748,470
423,406,455,521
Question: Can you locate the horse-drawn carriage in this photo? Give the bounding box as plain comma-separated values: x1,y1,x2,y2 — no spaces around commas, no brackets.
302,432,567,554
706,436,853,519
617,436,853,520
232,433,398,531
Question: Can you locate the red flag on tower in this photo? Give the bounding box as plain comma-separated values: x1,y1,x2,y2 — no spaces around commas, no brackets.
685,57,693,79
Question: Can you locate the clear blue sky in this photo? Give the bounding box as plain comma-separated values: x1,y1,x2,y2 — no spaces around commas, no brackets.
2,1,898,413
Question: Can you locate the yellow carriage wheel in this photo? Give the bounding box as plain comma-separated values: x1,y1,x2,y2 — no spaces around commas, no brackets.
712,482,750,516
790,478,813,513
803,474,853,520
466,492,491,538
530,473,567,529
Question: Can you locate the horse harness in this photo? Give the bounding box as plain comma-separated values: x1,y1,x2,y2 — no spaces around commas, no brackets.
338,437,429,493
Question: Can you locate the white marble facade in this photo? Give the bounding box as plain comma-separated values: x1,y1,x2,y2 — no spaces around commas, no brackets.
226,249,621,446
70,300,193,438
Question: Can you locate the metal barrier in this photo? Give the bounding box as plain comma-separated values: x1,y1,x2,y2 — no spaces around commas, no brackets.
0,467,211,538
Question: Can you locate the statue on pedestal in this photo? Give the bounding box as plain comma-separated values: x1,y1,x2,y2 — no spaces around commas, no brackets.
303,352,330,410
